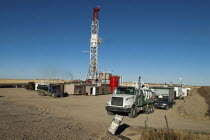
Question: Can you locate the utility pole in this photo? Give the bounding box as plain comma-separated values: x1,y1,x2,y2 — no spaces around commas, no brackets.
180,77,182,87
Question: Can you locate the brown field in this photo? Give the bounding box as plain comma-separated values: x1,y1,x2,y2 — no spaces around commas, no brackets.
0,79,35,84
0,79,72,84
0,88,210,140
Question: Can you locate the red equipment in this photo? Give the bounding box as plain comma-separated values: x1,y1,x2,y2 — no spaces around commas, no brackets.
92,6,100,21
110,76,119,93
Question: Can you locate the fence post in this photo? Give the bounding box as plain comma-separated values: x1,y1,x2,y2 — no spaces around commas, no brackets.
144,116,148,131
164,115,171,140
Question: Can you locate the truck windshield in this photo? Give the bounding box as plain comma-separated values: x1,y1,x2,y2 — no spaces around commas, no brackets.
115,87,134,95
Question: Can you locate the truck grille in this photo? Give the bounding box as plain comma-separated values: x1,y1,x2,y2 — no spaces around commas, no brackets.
111,97,123,106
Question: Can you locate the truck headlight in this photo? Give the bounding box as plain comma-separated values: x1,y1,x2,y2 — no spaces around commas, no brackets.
106,102,110,106
163,103,167,105
124,105,131,108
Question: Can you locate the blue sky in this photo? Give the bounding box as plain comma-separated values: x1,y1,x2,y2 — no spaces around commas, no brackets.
0,0,209,85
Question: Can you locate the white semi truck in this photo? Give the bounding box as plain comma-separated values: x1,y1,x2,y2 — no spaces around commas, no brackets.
106,77,156,118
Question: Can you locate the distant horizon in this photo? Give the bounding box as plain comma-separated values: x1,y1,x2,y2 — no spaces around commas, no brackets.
0,78,198,86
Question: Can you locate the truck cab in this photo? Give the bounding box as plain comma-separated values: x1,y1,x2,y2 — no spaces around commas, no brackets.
106,86,136,117
37,84,65,98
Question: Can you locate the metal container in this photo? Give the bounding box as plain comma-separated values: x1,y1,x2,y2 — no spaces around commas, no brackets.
110,76,119,93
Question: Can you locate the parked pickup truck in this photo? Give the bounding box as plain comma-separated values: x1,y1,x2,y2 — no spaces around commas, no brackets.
154,98,175,110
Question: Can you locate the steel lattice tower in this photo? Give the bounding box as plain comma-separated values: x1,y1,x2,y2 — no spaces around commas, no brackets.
87,7,102,83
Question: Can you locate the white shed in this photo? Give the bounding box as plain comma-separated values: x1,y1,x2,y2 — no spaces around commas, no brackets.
174,87,191,98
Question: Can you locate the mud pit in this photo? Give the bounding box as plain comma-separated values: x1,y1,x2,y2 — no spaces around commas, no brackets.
0,88,210,140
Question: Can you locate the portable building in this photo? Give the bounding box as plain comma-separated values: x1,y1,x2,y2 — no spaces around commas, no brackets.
151,87,175,101
64,83,110,95
174,87,191,98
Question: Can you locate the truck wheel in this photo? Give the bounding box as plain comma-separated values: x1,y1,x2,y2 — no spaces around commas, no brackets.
107,111,114,115
128,107,137,118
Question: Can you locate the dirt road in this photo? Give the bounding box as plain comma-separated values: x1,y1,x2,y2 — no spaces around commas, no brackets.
0,88,210,140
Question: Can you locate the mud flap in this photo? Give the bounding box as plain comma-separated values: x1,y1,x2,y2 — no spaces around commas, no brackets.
108,114,124,135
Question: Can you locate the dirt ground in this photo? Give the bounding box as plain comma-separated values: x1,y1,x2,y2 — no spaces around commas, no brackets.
198,86,210,117
0,88,210,140
173,87,210,120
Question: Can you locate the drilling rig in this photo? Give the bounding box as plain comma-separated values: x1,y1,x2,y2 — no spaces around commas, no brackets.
87,6,102,84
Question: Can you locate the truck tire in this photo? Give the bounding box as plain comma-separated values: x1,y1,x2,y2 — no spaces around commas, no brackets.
128,107,137,118
107,111,114,115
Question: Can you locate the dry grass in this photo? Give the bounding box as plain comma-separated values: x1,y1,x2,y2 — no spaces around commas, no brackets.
140,129,210,140
0,79,34,84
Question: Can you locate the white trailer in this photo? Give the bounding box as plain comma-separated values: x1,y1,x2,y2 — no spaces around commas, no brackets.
174,87,191,98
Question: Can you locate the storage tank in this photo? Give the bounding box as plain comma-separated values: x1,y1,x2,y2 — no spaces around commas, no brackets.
110,76,119,93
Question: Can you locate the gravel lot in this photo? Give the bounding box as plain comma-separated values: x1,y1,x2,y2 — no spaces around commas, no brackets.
0,88,210,140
